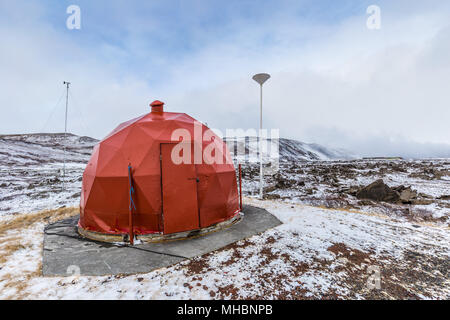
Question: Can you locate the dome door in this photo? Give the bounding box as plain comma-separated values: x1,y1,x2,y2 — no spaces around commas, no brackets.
160,143,200,234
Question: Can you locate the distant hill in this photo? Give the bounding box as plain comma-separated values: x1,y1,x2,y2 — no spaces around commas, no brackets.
224,136,358,162
0,133,98,167
0,133,356,167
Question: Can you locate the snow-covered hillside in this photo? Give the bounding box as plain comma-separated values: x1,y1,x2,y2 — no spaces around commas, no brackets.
0,133,356,216
0,133,449,299
1,133,448,223
0,133,97,166
0,133,97,215
224,136,357,162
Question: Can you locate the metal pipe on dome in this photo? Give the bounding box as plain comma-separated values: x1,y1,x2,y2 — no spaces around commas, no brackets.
128,164,135,245
150,100,164,113
239,163,243,211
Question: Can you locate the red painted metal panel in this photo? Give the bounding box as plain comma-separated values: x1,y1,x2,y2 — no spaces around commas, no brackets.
161,143,200,234
79,101,239,236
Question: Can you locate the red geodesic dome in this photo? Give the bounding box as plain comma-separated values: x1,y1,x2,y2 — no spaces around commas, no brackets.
78,100,239,236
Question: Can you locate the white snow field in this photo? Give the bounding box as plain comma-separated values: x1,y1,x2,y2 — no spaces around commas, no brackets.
0,198,448,299
0,133,96,216
0,133,449,299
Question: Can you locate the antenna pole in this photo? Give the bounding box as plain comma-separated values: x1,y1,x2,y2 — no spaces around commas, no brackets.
63,81,70,190
259,84,263,199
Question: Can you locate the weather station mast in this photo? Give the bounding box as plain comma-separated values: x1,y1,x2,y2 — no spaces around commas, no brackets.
62,81,70,191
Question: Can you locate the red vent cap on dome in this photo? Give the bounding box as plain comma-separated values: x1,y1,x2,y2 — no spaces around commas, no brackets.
150,100,164,113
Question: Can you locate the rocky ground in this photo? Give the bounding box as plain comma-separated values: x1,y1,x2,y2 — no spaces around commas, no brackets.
0,199,448,299
241,158,450,226
0,133,449,299
0,133,96,216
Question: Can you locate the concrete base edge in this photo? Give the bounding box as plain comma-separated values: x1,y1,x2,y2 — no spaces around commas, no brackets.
77,213,243,244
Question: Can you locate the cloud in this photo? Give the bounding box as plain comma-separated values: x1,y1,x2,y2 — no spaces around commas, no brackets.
303,126,450,158
0,0,449,158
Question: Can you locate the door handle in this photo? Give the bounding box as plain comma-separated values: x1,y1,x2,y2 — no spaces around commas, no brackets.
188,178,200,182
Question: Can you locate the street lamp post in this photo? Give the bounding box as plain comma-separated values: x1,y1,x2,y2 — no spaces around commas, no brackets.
252,73,270,200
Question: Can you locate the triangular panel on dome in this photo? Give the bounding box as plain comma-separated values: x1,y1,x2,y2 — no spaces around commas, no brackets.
95,142,129,177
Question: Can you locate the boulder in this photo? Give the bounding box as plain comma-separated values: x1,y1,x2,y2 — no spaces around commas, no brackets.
356,179,400,202
411,199,434,205
392,185,418,203
399,188,417,202
264,193,281,200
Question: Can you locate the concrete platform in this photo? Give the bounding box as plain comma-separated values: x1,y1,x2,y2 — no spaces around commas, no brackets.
42,205,282,276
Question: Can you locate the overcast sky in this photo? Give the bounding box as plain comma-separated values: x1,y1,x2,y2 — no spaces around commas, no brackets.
0,0,449,158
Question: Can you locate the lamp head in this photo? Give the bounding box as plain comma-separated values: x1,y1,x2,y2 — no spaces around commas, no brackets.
252,73,270,85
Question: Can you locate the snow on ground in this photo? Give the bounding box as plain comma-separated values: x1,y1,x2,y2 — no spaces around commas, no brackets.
0,133,449,299
0,133,96,216
242,159,450,222
2,133,448,224
0,198,448,299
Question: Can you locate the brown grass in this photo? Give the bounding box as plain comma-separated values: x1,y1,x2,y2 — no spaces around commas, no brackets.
2,268,43,300
1,242,27,256
0,236,21,247
0,207,78,264
0,207,79,299
0,207,79,235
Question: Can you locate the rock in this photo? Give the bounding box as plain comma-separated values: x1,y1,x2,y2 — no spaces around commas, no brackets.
399,187,417,203
356,179,400,203
296,180,305,187
46,177,61,184
408,172,433,180
357,200,373,206
337,257,349,264
70,192,81,199
418,193,432,199
344,186,360,196
273,173,293,189
411,199,434,205
263,185,277,193
391,185,419,203
264,193,281,200
392,185,405,192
